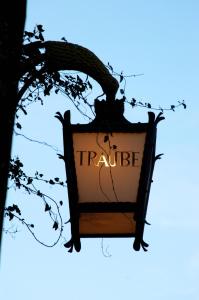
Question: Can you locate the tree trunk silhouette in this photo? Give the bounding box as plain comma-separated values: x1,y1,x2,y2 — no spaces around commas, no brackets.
0,1,27,255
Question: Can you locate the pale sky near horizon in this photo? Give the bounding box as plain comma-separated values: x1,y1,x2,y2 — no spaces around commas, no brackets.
1,1,199,299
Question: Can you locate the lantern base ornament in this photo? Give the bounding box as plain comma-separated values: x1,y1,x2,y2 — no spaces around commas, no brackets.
56,99,164,253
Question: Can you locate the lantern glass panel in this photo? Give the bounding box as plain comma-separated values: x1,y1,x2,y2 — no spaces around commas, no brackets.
79,212,136,235
73,132,146,203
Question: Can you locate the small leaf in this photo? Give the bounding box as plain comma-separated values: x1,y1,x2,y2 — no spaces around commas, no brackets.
61,37,67,42
76,75,82,83
54,177,59,182
8,212,14,221
132,98,136,103
27,177,33,185
24,31,34,38
39,32,44,41
87,81,92,89
45,203,51,212
49,179,55,185
13,204,21,215
182,101,187,109
37,190,42,197
37,24,44,32
21,107,27,115
120,89,124,95
60,201,63,206
53,221,58,230
107,62,113,72
44,84,53,96
30,224,34,228
171,105,175,111
7,206,14,212
16,122,22,130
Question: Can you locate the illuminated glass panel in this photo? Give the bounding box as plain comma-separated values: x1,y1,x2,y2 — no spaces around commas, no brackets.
73,132,146,203
79,212,136,235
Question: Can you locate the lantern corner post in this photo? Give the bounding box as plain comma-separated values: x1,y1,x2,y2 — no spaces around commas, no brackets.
133,111,165,252
61,110,81,253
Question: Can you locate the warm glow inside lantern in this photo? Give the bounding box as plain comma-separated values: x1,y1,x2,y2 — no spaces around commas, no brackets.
73,132,145,236
61,99,163,252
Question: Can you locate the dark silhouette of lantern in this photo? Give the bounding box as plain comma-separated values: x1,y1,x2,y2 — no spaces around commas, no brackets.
56,99,163,253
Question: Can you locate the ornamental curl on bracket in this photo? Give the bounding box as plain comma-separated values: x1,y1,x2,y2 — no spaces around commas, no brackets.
148,111,165,126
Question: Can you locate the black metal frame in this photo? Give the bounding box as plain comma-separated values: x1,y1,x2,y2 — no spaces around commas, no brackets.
61,99,164,252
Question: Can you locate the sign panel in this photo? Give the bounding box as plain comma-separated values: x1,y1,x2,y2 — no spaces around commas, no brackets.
73,132,146,204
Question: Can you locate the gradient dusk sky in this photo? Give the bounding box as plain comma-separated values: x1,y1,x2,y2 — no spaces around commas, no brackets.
1,1,199,299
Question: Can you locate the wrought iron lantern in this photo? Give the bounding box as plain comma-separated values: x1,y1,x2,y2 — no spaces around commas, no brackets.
56,99,163,253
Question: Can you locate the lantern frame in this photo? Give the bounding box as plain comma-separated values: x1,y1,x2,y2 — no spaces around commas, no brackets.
59,99,164,252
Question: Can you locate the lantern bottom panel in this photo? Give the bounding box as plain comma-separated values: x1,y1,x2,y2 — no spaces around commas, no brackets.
79,212,136,236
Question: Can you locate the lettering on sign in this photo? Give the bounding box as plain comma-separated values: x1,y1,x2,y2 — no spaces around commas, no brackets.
76,151,140,167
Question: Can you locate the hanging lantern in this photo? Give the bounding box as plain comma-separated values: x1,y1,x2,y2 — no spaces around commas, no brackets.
56,99,163,252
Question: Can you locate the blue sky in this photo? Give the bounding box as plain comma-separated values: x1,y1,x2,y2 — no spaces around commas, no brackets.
1,1,199,299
